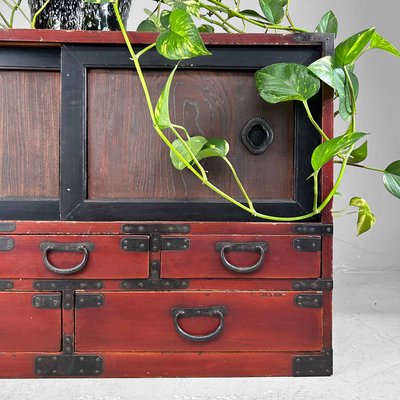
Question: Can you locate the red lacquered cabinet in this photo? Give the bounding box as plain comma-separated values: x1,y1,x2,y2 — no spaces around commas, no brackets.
0,30,334,378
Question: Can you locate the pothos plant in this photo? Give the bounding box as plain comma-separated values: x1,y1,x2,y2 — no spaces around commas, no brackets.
4,0,399,234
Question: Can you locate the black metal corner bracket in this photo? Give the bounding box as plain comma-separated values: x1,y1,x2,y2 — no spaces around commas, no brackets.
293,349,333,377
0,280,13,290
294,224,333,235
292,279,333,291
0,223,16,232
295,294,323,308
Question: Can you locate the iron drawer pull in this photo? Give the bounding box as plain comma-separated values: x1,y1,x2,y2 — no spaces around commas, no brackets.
171,306,227,342
40,242,94,275
216,242,268,274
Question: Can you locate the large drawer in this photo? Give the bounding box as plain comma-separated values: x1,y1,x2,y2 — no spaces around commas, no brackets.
0,235,149,279
161,234,321,278
75,291,323,352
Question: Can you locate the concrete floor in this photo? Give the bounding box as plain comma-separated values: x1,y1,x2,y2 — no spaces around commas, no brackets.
0,265,399,400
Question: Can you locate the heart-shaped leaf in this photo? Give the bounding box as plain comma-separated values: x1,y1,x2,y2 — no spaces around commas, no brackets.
196,138,230,162
155,63,180,130
311,132,367,173
137,19,158,32
349,141,368,164
370,32,400,57
315,10,338,37
255,63,320,104
349,197,376,235
164,0,201,18
383,160,400,199
156,9,211,60
198,24,215,33
170,136,208,170
335,28,375,66
259,0,284,24
239,9,268,20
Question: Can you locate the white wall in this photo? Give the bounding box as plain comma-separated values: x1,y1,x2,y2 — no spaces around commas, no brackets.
0,1,399,399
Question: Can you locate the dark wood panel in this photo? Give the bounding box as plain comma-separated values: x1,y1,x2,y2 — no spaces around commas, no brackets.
0,292,61,352
0,70,60,198
75,291,323,352
87,69,294,201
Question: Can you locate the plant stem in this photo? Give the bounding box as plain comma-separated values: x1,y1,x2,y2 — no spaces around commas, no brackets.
302,100,330,141
199,2,244,33
201,14,232,33
136,43,157,59
336,161,385,174
9,0,22,27
285,0,295,27
0,12,10,28
223,156,255,214
313,173,319,212
172,124,191,140
344,66,357,132
31,0,50,29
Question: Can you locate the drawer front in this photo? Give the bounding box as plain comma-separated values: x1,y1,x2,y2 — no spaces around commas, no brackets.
161,235,321,278
0,292,61,352
0,235,149,279
75,291,323,352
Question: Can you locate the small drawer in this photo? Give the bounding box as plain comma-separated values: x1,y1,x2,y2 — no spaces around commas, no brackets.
161,234,321,279
75,291,323,352
0,235,149,279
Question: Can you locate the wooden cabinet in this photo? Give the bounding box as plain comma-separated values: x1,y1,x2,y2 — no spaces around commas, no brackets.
0,30,334,378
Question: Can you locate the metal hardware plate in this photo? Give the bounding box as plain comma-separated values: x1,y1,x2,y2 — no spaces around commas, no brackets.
35,355,103,377
0,222,16,232
293,238,321,252
33,280,103,291
293,349,333,377
63,290,74,310
32,294,62,309
0,237,14,251
0,280,13,290
295,294,323,308
294,224,333,235
151,233,161,252
121,260,189,290
292,279,333,291
162,237,190,251
122,224,191,234
63,336,74,355
121,237,149,252
76,293,105,309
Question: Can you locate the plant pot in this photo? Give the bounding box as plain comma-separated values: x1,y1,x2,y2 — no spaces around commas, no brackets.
28,0,132,30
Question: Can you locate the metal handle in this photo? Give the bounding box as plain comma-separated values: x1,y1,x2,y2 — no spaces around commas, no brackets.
171,306,227,342
216,242,267,274
40,242,94,275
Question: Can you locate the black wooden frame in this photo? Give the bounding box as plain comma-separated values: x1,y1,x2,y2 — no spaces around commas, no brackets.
0,40,328,221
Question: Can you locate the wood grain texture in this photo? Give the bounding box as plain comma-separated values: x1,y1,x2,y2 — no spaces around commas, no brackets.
0,292,61,352
75,291,323,352
87,69,294,201
0,71,60,198
161,234,321,279
0,235,149,279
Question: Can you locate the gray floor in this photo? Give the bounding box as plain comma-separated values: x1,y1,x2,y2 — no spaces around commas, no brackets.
0,263,399,400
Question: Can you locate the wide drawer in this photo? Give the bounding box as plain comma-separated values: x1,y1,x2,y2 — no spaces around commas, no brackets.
161,234,321,278
0,235,149,279
0,292,61,352
75,291,323,352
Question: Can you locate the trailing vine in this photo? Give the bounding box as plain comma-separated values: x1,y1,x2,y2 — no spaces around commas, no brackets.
7,0,399,234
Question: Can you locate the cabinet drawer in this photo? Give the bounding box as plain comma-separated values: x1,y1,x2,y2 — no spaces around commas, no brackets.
75,291,323,352
161,235,321,278
0,235,149,279
0,292,61,352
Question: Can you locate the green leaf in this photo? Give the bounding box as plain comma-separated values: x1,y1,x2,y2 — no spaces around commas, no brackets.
315,10,338,37
239,9,268,20
255,63,320,104
196,138,230,161
137,19,158,32
349,197,376,235
170,136,208,170
335,28,375,66
258,0,284,24
370,32,400,57
349,141,368,164
198,24,215,33
311,132,367,173
160,11,171,30
156,9,211,60
383,160,400,199
164,0,201,18
155,63,180,130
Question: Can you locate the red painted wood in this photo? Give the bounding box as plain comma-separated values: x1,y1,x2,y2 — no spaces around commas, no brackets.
0,30,327,47
161,234,321,279
0,235,149,279
75,291,323,352
0,292,61,352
